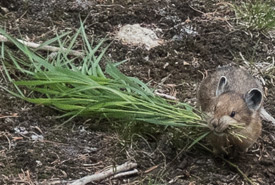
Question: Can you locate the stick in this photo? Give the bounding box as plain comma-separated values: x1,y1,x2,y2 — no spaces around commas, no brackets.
46,169,138,185
69,162,137,185
260,108,275,125
154,91,177,100
144,165,159,174
0,34,84,57
112,169,138,178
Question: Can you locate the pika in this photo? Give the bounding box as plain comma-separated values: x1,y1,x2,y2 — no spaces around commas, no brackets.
197,66,263,154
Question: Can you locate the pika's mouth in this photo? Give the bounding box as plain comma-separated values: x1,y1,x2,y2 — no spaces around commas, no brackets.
208,125,227,136
213,130,227,136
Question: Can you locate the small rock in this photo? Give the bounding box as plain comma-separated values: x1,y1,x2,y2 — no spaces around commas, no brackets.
115,24,163,50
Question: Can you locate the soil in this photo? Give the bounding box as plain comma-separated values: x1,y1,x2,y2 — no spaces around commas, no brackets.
0,0,275,184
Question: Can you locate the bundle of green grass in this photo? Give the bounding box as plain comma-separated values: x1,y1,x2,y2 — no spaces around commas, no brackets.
0,24,208,144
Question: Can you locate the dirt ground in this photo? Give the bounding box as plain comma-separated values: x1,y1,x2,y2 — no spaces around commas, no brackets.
0,0,275,184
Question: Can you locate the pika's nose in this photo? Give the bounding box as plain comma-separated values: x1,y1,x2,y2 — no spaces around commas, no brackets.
212,121,218,128
209,118,219,130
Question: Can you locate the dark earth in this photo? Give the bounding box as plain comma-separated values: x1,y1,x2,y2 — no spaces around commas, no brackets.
0,0,275,184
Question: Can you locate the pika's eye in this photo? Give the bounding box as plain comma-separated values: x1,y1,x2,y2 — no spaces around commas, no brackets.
230,111,236,117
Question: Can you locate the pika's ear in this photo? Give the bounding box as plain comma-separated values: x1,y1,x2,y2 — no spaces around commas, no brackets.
245,88,263,111
216,76,228,96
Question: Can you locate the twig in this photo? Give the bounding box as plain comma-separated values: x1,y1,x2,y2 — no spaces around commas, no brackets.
96,4,125,9
189,5,205,14
0,113,18,119
46,180,70,185
144,165,159,174
154,91,177,100
3,132,11,150
0,34,84,57
69,162,137,185
239,52,250,66
112,169,138,178
260,108,275,125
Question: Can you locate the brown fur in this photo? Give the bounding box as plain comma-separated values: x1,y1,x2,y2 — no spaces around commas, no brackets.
197,66,262,154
